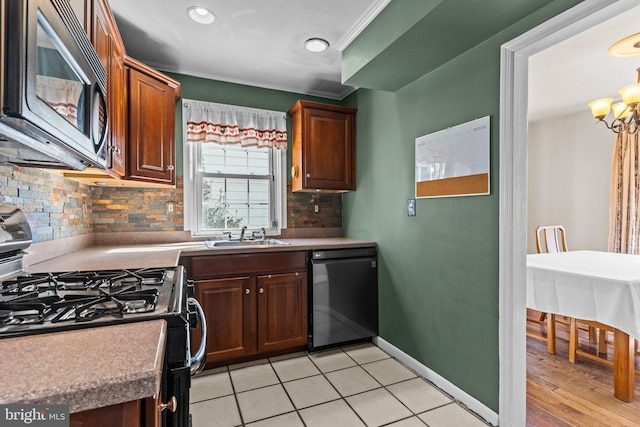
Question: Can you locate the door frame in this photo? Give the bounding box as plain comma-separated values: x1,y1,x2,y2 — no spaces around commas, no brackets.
498,0,640,424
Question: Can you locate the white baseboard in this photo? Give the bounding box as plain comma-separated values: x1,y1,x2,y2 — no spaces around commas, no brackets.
373,337,499,426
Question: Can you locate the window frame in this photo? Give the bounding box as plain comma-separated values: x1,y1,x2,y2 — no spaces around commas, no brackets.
184,141,287,237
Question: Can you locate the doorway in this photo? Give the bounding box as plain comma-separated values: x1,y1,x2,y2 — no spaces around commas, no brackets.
498,0,640,425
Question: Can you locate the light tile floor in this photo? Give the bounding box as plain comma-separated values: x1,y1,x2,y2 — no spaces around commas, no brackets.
190,343,489,427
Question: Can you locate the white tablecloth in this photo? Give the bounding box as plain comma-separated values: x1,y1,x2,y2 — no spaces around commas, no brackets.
527,250,640,341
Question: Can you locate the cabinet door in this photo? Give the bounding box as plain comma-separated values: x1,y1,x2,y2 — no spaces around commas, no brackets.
92,0,125,177
302,107,355,191
127,67,176,184
192,277,256,363
257,272,307,352
108,41,126,176
92,0,110,78
70,400,141,427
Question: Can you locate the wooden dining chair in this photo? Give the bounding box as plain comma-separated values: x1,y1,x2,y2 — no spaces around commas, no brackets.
535,225,568,254
527,225,569,354
534,225,610,358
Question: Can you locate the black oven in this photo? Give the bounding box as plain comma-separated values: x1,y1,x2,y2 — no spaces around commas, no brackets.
0,0,108,169
161,272,207,427
0,265,207,427
0,204,206,427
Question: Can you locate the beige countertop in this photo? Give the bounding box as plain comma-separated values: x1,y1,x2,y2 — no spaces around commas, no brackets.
0,320,166,413
26,238,376,272
13,236,374,413
179,237,376,257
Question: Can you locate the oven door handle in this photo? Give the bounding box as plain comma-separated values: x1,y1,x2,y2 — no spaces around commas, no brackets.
187,297,207,375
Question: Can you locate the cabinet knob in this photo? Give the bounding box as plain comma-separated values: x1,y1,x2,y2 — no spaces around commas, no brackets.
306,173,311,178
167,165,175,171
245,288,250,294
295,272,299,276
259,288,264,294
108,145,121,154
159,396,177,413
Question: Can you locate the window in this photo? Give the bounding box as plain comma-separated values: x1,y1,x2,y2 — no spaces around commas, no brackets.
182,100,287,237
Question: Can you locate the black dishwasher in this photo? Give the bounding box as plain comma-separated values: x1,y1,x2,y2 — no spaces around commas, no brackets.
309,247,378,351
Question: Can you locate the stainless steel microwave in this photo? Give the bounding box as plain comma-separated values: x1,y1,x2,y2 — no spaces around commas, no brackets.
0,0,108,169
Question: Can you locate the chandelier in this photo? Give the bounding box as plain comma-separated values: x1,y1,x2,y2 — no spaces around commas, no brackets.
588,32,640,135
588,68,640,135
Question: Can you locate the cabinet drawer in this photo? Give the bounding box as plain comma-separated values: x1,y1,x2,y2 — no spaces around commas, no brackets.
185,251,307,279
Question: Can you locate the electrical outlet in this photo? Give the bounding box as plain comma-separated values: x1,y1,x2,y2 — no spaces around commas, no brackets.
314,205,319,213
166,202,174,214
407,199,416,216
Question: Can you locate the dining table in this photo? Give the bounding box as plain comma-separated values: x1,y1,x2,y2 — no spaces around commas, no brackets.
526,250,640,402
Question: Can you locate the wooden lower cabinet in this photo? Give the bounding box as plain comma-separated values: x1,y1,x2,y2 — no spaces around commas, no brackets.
183,251,308,365
70,396,159,427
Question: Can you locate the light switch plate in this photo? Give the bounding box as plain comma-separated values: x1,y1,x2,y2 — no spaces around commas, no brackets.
407,199,416,216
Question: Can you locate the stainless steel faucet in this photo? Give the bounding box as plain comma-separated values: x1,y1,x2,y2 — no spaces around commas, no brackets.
251,227,267,241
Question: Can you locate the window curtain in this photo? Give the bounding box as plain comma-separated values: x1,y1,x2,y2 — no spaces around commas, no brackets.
608,131,640,253
183,99,287,149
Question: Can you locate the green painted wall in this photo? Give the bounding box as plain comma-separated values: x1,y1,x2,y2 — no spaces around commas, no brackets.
164,73,340,177
341,0,443,84
341,0,582,412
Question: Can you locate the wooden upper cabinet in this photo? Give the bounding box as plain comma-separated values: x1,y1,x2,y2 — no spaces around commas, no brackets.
288,100,357,192
125,57,180,185
92,0,126,177
86,0,180,186
109,41,126,176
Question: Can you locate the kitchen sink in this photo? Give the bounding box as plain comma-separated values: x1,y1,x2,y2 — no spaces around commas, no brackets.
205,239,290,248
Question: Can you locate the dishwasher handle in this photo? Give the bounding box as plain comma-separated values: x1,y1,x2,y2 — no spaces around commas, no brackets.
311,247,377,260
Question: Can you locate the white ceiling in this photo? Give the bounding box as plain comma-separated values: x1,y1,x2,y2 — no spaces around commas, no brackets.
529,5,640,122
108,1,640,113
108,0,389,100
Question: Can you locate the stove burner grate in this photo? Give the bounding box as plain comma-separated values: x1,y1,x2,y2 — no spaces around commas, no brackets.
0,267,167,327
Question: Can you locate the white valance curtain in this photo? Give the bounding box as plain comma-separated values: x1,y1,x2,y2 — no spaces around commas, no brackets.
183,99,287,149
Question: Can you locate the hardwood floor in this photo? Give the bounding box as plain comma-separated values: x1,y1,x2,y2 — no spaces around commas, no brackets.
526,310,640,426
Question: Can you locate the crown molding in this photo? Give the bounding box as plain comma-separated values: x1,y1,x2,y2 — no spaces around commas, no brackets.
334,0,391,52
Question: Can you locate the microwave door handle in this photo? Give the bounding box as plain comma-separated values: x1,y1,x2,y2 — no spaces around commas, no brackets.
187,297,207,375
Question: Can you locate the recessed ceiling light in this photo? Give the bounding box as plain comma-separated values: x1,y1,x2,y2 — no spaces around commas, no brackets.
609,32,640,57
187,6,215,25
305,38,330,53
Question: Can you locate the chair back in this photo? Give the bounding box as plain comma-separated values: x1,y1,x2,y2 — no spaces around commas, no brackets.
535,225,568,253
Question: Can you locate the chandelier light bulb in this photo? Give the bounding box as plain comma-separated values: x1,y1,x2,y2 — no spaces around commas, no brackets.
588,98,613,119
612,102,632,119
619,83,640,106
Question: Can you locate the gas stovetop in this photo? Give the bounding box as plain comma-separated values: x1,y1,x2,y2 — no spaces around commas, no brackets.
0,266,184,337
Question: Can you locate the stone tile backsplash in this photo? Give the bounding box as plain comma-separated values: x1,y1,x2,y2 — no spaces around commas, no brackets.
0,165,342,243
0,165,91,242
